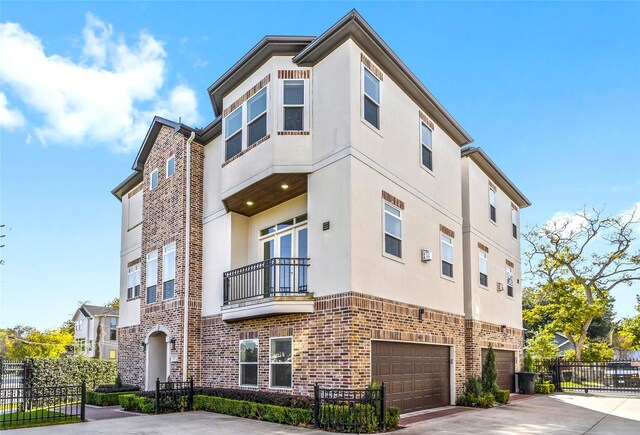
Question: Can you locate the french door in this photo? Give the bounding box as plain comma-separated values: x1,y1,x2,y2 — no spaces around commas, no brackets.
261,225,307,295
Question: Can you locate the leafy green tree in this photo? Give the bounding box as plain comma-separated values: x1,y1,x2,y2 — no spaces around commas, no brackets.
527,331,559,361
616,297,640,351
104,298,120,309
581,341,614,362
481,347,499,394
4,327,73,359
523,207,640,361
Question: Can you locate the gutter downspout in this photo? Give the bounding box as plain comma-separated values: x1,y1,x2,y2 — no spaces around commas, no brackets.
183,131,195,382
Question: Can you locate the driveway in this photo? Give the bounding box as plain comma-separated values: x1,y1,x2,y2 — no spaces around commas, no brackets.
11,393,640,434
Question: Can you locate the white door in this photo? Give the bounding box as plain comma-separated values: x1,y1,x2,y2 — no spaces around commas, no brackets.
261,225,307,294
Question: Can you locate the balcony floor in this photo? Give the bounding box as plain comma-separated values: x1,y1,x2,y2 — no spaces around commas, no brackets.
221,294,314,322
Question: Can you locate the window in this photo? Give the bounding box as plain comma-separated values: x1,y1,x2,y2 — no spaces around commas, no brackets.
146,250,158,303
270,337,292,388
479,251,488,287
109,350,116,359
166,156,175,178
75,338,85,354
512,207,518,238
109,317,117,341
239,339,258,386
150,169,158,190
489,187,496,222
283,80,304,131
75,320,83,331
162,242,176,300
441,234,454,278
87,340,93,353
363,68,380,129
127,263,141,299
247,88,267,146
421,122,433,171
506,266,514,297
383,203,402,258
225,107,243,161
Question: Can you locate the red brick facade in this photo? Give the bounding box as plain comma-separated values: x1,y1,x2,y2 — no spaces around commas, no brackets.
464,319,523,378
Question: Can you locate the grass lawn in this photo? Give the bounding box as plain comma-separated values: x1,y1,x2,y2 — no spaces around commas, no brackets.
0,409,80,430
560,381,604,388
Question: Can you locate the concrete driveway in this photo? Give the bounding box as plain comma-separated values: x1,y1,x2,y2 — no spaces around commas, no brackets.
11,393,640,434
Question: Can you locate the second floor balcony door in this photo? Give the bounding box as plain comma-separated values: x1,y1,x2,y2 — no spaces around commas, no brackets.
261,225,307,295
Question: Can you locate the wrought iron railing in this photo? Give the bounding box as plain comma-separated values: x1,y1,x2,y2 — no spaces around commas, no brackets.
223,258,310,305
313,384,386,432
533,358,640,394
155,378,193,414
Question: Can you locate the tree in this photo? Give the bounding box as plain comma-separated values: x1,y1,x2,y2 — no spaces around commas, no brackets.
616,296,640,352
104,298,120,310
524,206,639,361
527,330,559,361
481,347,499,394
4,327,73,359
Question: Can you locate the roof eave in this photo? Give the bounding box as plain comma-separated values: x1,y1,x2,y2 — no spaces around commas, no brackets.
293,9,473,146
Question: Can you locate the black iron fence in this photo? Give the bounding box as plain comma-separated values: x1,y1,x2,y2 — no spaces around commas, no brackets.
0,358,32,390
0,382,85,428
313,384,386,433
533,359,640,394
155,378,193,414
223,258,310,305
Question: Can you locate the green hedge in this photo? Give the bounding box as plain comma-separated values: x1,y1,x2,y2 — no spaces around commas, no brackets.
456,392,494,408
118,394,155,414
87,391,137,406
535,382,555,394
494,389,510,405
30,357,117,390
193,395,312,426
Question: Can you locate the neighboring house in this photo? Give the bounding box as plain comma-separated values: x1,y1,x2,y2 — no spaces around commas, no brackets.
552,332,576,356
72,304,119,360
112,9,530,413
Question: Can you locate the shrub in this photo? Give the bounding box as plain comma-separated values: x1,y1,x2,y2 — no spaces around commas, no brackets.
118,394,155,414
30,356,117,390
456,392,495,408
535,381,555,394
191,387,312,409
524,350,534,372
115,373,123,389
465,376,484,397
86,391,134,406
94,384,140,393
494,389,510,404
481,347,499,394
385,406,400,429
319,403,378,433
193,395,312,426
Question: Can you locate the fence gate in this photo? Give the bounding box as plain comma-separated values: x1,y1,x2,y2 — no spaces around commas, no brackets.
535,359,640,394
313,383,386,432
155,378,194,414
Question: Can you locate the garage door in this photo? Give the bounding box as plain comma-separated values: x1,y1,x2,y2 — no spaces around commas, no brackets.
372,341,450,413
481,348,515,392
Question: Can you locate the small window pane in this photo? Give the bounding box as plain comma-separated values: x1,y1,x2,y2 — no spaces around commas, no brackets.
364,97,379,128
441,236,453,263
364,69,380,103
513,223,518,238
284,107,303,131
240,340,258,363
442,261,453,278
241,364,258,386
248,88,267,121
225,108,242,138
226,132,242,160
248,113,267,146
271,364,291,388
151,170,158,189
490,205,496,222
271,338,292,362
147,285,157,303
384,234,401,257
284,81,304,105
480,273,488,287
384,204,400,217
384,214,401,238
421,146,433,170
167,157,175,177
110,330,117,341
421,124,432,149
163,279,174,299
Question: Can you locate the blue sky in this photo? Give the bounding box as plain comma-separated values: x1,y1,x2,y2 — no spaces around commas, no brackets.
1,2,638,330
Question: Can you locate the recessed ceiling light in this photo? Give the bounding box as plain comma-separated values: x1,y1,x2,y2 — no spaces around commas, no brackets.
246,201,253,206
281,184,289,190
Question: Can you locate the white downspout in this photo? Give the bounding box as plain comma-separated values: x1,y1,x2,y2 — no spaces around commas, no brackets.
183,131,195,382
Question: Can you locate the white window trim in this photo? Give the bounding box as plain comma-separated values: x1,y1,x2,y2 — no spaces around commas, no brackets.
223,85,271,163
506,266,514,298
146,250,158,304
361,64,382,135
382,201,403,262
512,207,518,239
247,87,268,145
269,336,293,390
280,79,309,132
166,155,175,179
479,251,489,289
150,169,158,190
127,263,141,299
162,242,176,300
489,187,497,224
239,339,259,387
440,233,454,281
420,121,434,174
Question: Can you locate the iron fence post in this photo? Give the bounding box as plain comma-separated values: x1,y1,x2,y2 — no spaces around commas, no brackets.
313,383,320,426
380,382,386,430
189,377,194,411
81,381,86,422
554,358,562,392
155,377,160,414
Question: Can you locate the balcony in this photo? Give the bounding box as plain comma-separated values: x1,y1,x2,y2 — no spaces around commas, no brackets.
221,258,313,321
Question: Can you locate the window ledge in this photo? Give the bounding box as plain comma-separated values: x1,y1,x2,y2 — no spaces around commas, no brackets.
277,131,310,136
479,285,489,291
126,296,142,302
361,118,383,138
490,219,498,227
420,165,435,177
440,274,455,283
222,134,270,167
382,252,404,264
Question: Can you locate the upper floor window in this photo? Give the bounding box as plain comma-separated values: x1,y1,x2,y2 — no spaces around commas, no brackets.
383,203,402,258
166,156,175,178
506,266,514,297
127,263,141,299
479,251,488,287
441,233,454,278
512,207,518,238
75,320,83,331
239,339,258,386
363,68,380,129
146,250,158,304
225,107,243,161
489,186,497,222
421,122,433,171
109,317,117,341
150,169,158,190
283,80,305,131
247,88,267,146
162,242,176,300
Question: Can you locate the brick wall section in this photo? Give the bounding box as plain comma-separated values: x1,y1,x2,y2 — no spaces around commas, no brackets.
464,319,523,378
118,325,143,386
118,126,204,387
200,291,467,397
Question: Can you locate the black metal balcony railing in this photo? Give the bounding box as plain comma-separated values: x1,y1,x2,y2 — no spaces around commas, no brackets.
223,258,310,305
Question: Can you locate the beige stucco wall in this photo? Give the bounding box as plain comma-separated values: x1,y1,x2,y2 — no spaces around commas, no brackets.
461,158,522,329
119,188,142,327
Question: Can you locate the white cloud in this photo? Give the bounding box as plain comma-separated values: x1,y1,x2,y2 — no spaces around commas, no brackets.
0,92,25,129
0,14,201,153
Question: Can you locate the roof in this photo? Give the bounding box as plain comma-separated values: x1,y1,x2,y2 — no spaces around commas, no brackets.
111,171,143,201
293,9,473,146
75,304,118,319
461,146,532,208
